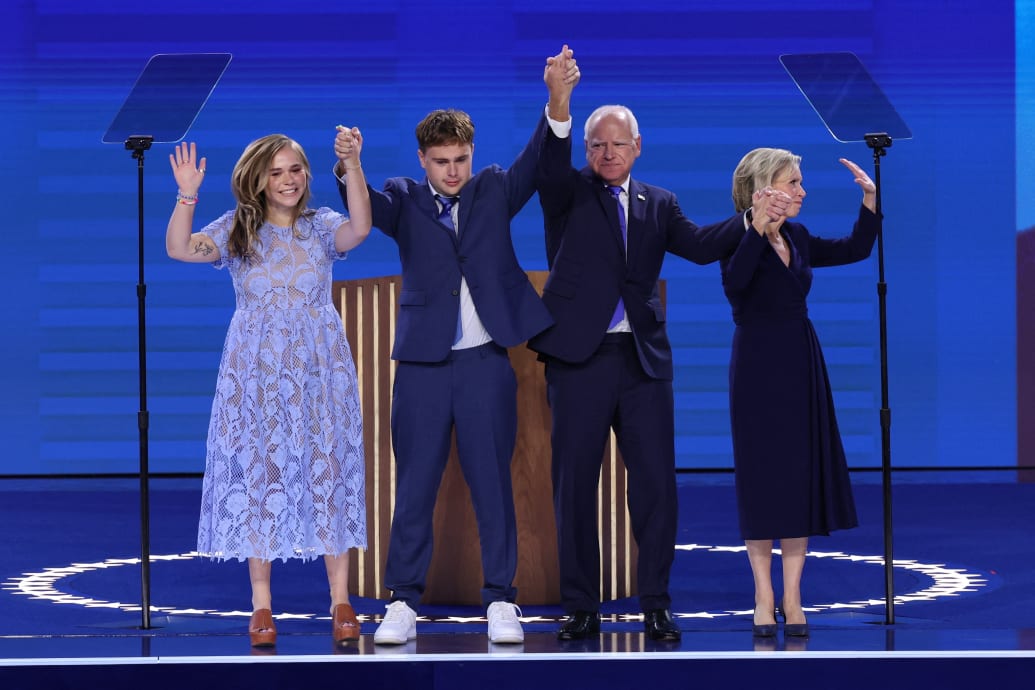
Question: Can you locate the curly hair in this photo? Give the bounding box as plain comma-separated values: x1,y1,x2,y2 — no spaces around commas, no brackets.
228,134,314,261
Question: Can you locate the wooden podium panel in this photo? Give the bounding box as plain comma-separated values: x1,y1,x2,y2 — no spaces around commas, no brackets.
334,272,637,605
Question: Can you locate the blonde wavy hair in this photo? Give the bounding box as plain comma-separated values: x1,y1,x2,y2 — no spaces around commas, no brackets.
228,134,315,261
731,147,801,213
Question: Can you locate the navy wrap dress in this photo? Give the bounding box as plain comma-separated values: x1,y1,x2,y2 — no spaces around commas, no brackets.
721,206,878,540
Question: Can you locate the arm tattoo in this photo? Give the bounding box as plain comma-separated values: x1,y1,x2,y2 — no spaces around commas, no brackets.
192,240,214,256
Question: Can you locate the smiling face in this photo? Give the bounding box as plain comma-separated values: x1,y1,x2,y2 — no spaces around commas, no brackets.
418,142,474,197
264,146,308,215
585,110,641,186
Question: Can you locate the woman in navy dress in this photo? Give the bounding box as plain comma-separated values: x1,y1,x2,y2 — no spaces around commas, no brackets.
721,148,877,637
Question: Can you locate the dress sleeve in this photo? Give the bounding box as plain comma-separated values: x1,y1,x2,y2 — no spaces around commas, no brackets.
199,210,235,270
312,207,350,260
806,205,879,268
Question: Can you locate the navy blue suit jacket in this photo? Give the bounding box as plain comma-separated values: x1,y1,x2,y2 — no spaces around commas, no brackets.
338,115,554,363
529,126,744,380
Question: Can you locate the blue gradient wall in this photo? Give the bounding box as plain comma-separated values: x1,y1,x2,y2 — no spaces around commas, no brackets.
1,0,1017,474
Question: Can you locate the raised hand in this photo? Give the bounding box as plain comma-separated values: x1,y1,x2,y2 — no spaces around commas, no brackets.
169,141,206,196
335,125,364,171
544,44,580,94
838,158,876,212
545,44,580,121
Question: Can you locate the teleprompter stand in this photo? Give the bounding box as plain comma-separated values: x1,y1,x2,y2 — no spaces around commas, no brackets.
103,53,231,629
780,52,912,626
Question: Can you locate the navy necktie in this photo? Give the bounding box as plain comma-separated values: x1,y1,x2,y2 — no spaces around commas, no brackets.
435,194,458,233
607,185,626,329
435,194,463,344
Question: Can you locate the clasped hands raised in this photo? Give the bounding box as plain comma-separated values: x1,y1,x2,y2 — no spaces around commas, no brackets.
334,125,363,171
544,44,580,92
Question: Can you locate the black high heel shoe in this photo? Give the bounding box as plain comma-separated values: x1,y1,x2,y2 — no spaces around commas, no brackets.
752,609,777,638
777,601,810,637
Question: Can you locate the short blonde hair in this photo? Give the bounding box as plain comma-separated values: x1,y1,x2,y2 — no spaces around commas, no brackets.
731,148,801,213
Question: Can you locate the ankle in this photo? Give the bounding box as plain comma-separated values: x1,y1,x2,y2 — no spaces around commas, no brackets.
779,597,803,613
753,607,776,624
779,600,807,624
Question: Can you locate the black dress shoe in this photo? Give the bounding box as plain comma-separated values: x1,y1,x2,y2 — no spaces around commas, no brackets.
557,611,600,640
643,609,681,641
753,608,777,637
777,601,810,637
752,622,777,638
784,622,810,637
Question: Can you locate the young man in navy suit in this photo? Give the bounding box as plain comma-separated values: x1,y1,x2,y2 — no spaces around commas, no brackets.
333,49,579,645
533,47,744,641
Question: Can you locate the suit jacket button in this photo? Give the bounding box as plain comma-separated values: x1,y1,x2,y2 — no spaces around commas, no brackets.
451,289,459,296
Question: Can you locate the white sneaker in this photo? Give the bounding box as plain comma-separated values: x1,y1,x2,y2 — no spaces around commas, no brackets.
487,601,524,644
374,601,417,645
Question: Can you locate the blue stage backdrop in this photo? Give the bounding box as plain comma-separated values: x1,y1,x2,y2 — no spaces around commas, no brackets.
1,0,1018,474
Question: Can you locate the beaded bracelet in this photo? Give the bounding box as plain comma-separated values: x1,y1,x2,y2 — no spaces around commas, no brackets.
177,191,198,206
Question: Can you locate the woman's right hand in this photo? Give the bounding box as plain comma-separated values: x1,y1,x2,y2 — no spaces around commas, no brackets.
169,141,207,196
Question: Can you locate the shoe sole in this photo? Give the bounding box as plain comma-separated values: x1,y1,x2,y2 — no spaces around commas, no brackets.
374,632,416,645
489,633,524,644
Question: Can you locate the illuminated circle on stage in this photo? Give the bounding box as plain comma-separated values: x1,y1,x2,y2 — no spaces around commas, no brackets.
2,545,989,623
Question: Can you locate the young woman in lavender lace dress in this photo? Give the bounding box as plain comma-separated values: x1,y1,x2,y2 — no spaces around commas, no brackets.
166,130,371,647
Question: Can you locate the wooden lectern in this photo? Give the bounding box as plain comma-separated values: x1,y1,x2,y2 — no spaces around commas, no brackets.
333,271,638,605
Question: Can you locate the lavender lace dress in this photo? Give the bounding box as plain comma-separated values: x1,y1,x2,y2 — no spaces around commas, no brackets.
196,208,366,562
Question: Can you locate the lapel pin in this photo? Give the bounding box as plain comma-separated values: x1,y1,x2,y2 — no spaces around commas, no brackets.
637,193,646,201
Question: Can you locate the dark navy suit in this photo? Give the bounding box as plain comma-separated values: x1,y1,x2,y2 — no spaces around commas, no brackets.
337,114,553,610
529,124,743,614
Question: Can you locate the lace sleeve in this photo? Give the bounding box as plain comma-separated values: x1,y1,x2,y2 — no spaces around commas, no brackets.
199,210,236,269
312,207,350,260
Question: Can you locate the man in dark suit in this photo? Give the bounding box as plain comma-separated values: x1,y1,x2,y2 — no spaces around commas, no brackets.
533,47,744,641
333,51,579,645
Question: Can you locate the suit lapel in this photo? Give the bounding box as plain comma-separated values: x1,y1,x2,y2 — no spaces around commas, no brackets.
417,180,458,243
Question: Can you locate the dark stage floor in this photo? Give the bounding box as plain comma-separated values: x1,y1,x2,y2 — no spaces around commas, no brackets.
1,471,1033,688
